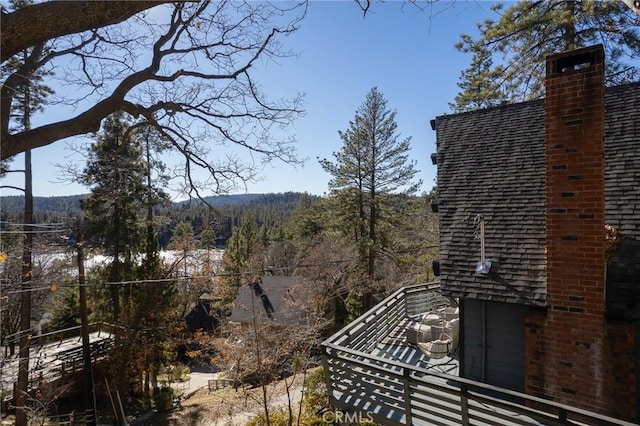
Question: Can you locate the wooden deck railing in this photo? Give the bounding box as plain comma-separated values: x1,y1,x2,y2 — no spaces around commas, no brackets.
1,323,115,401
322,283,636,426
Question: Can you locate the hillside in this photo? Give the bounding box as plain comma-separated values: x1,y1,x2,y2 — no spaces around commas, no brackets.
0,193,269,217
0,194,85,219
0,192,317,247
0,192,312,217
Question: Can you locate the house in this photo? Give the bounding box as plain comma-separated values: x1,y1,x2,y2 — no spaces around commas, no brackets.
228,275,315,324
433,44,639,421
184,292,221,332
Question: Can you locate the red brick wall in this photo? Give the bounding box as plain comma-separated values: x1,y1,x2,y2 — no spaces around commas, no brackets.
608,320,637,419
524,308,546,398
523,45,635,420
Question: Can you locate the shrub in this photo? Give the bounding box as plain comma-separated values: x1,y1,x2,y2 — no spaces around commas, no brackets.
153,386,176,412
301,368,329,415
169,363,190,382
245,408,294,426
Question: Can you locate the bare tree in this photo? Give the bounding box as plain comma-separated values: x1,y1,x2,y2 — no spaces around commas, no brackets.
0,223,25,359
1,0,306,196
354,0,459,19
215,278,328,425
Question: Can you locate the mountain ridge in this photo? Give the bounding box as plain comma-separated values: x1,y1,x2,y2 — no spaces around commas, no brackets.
0,192,311,218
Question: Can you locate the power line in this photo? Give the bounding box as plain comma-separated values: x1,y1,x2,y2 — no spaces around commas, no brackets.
0,221,68,228
0,229,69,234
0,246,435,294
0,258,353,295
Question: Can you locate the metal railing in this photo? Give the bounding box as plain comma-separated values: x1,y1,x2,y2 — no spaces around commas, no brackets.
325,283,446,353
322,283,636,426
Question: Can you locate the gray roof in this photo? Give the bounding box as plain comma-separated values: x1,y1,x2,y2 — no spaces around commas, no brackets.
229,275,313,324
603,84,640,319
434,82,640,317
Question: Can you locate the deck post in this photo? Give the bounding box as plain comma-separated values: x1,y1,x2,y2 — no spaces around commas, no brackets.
402,287,409,318
460,383,469,425
403,367,413,425
559,407,567,422
323,347,335,406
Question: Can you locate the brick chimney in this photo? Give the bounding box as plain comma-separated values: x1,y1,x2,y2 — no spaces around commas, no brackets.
524,44,638,421
546,47,606,317
544,43,608,410
526,45,613,414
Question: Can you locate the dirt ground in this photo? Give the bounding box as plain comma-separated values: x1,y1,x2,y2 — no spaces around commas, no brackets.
139,373,307,426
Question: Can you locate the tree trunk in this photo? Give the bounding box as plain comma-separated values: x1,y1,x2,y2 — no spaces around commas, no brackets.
368,194,376,279
110,185,128,404
78,225,97,425
15,149,33,426
144,354,150,397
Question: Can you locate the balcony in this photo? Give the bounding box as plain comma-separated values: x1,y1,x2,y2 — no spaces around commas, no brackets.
321,282,635,426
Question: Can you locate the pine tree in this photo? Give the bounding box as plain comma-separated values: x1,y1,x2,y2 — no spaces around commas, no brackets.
319,87,421,307
80,112,155,399
219,211,261,302
168,221,197,311
170,221,197,254
132,125,173,400
452,0,640,112
286,193,326,245
138,125,170,274
81,112,148,320
450,42,509,111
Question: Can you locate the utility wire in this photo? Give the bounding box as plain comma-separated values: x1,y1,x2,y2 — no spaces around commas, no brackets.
0,229,69,234
0,258,354,295
0,221,67,228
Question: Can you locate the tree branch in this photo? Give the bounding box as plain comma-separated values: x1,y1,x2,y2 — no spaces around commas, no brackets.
1,1,173,63
1,0,307,197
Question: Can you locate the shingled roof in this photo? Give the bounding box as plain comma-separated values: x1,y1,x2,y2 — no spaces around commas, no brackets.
603,83,640,320
434,82,640,316
229,275,316,324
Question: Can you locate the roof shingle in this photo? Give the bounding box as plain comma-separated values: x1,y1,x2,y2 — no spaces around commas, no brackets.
435,82,640,317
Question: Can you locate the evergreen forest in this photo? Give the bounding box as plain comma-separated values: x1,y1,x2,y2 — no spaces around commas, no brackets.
0,192,310,249
0,87,439,424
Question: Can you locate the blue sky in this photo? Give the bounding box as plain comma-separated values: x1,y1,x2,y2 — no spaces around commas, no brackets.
1,1,502,199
